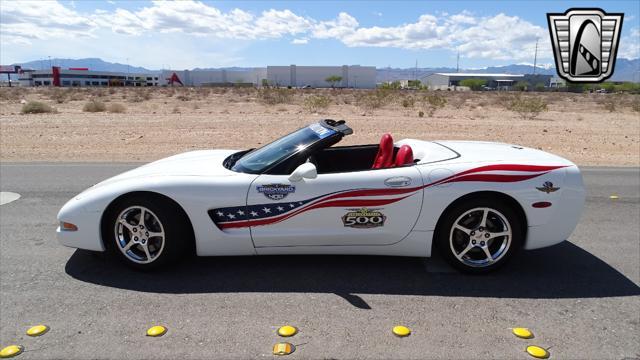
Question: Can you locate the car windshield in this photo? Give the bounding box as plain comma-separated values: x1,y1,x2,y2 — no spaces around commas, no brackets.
231,123,337,174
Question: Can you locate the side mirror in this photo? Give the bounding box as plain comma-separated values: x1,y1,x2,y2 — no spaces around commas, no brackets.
288,163,317,182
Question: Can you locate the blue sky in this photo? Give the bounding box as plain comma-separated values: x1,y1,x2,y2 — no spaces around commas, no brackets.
1,0,638,70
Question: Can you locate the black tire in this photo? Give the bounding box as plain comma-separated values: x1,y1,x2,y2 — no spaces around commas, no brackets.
435,195,523,274
102,194,193,270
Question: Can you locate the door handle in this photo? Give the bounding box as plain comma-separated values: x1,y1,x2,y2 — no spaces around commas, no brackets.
384,176,412,187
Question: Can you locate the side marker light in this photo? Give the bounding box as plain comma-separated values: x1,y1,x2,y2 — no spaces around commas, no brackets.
61,222,78,231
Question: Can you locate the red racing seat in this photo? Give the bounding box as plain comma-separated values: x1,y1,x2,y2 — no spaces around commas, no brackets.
372,133,394,169
394,145,414,167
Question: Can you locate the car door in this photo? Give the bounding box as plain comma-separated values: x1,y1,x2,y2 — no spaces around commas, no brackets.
247,166,424,247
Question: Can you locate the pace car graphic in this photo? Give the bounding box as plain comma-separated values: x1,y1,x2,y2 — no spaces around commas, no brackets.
209,164,567,230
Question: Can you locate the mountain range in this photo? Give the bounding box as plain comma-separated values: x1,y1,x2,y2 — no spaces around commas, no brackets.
13,57,640,82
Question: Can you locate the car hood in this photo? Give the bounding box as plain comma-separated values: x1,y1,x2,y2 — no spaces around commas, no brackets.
91,150,240,188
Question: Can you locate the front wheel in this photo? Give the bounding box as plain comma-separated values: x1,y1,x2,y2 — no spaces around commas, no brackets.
103,195,192,270
436,196,523,273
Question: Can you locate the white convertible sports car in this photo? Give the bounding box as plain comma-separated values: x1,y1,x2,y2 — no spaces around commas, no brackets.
57,119,585,273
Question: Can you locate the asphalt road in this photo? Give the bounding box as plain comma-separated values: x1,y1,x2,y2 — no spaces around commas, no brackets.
0,164,638,360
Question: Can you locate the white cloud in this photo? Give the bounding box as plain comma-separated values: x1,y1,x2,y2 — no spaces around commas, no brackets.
2,1,632,63
617,27,639,60
0,0,97,43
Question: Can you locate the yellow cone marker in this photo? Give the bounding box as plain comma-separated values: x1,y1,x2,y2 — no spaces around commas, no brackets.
392,325,411,337
26,325,49,337
526,345,549,359
512,327,533,339
610,195,619,200
277,325,297,337
146,325,167,337
0,345,23,358
273,342,295,356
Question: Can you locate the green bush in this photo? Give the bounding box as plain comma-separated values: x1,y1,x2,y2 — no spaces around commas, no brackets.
459,79,487,91
508,96,548,120
422,93,447,116
83,100,106,112
21,101,54,114
534,82,546,92
514,81,529,91
303,95,331,113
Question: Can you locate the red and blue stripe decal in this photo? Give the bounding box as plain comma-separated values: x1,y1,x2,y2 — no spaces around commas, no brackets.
209,164,567,230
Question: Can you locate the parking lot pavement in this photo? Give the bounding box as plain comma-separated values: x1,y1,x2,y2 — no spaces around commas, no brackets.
1,164,638,359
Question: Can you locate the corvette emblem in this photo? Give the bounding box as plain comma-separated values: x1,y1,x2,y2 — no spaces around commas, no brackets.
256,184,295,200
536,181,560,194
547,8,623,82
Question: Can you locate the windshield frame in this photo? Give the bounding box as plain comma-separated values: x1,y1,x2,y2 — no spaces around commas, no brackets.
230,123,342,174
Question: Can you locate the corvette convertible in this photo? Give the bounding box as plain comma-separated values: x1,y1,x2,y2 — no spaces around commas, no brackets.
57,119,585,273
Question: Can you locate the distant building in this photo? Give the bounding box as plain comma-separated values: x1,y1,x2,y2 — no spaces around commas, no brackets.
159,68,267,87
267,65,376,88
549,76,567,88
18,67,160,87
421,73,525,90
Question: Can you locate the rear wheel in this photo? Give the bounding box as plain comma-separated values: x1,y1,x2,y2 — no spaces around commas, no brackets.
103,195,192,270
436,196,523,273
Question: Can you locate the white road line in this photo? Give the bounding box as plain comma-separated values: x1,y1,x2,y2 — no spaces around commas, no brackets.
0,192,21,205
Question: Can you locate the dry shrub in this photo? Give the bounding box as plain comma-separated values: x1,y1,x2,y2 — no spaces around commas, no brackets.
631,98,640,112
401,96,415,108
196,88,211,99
21,100,54,114
446,92,469,109
357,89,393,112
49,88,68,103
90,88,107,98
303,95,331,113
421,92,447,117
508,95,548,120
258,88,293,105
172,106,180,114
598,94,623,113
129,89,152,102
0,87,28,101
107,103,126,113
83,99,106,112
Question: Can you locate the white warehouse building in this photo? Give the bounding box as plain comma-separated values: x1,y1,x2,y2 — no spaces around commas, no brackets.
421,73,525,90
159,68,267,87
267,65,376,88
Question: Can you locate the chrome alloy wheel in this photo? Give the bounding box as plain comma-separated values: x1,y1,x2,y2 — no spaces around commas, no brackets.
449,207,512,268
114,206,165,264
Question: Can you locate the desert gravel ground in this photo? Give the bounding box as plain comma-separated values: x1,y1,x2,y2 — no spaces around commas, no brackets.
1,87,639,166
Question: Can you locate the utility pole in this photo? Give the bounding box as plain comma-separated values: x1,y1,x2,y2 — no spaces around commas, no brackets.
533,38,539,75
48,56,52,68
456,51,460,73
